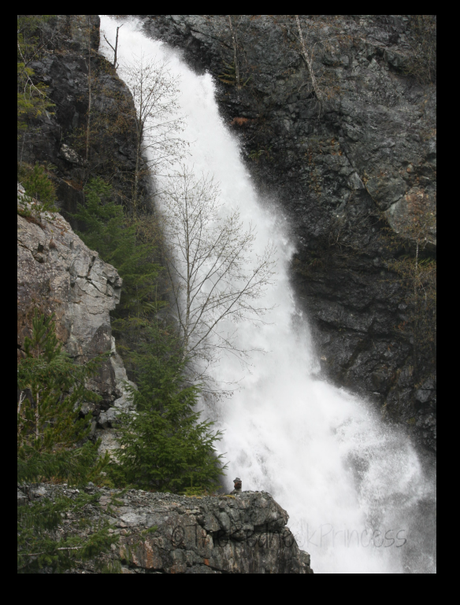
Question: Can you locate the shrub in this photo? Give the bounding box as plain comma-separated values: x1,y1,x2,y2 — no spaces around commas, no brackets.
18,162,58,218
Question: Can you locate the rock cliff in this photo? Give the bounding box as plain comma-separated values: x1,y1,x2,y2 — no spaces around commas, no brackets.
17,484,313,573
17,192,135,455
19,15,151,222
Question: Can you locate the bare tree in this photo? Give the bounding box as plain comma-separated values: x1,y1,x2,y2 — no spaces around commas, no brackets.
269,15,346,116
159,165,276,387
103,23,123,69
85,16,93,166
119,53,187,210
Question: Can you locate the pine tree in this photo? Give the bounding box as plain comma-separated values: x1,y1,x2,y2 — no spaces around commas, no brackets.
109,323,226,494
17,312,116,573
73,177,168,375
17,162,58,218
74,177,164,320
72,179,227,494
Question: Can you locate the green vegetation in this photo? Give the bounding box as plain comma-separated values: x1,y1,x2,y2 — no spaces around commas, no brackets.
17,15,55,134
17,162,58,217
107,323,226,493
218,60,251,88
73,177,226,494
74,177,163,317
17,312,116,573
72,177,167,371
17,312,102,470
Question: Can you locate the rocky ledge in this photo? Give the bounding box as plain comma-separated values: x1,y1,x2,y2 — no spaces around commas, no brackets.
17,484,313,574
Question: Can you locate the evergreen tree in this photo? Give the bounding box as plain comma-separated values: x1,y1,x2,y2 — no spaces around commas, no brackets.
74,177,164,319
72,179,227,494
109,323,226,494
73,177,168,374
18,162,58,216
17,312,116,573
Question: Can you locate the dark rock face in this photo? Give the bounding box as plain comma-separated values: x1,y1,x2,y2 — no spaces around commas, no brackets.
18,15,151,225
17,484,313,574
138,15,436,452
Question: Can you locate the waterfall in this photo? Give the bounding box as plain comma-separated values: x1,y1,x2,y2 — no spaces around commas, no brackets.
99,16,436,573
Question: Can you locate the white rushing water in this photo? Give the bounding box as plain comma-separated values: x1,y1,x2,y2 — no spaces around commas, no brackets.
99,16,436,573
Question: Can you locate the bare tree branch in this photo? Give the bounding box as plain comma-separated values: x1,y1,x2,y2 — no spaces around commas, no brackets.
159,165,276,386
118,53,187,210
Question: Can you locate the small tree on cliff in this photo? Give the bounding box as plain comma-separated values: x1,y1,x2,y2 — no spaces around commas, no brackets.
103,22,124,69
17,162,58,219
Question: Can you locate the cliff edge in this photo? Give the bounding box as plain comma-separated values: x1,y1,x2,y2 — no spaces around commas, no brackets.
17,484,313,574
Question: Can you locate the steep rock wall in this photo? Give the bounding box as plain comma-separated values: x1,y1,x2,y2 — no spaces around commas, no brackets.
17,484,313,573
17,191,134,453
138,15,436,452
19,15,151,224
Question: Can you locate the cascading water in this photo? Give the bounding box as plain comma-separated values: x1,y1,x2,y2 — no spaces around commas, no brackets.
99,16,436,573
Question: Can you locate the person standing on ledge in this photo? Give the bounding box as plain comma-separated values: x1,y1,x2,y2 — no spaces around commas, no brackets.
231,477,242,495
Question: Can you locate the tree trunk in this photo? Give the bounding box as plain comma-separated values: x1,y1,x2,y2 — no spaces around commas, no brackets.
227,15,240,89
